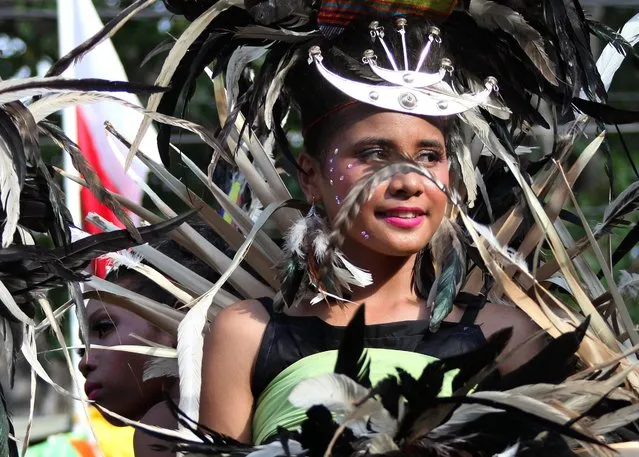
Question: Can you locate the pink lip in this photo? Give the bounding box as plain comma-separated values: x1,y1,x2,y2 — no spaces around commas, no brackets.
377,207,426,229
383,215,426,228
85,382,101,401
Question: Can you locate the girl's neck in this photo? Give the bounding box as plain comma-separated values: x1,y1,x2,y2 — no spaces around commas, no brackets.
342,244,422,313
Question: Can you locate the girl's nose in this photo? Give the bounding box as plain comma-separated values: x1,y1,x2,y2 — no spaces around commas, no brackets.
78,350,96,378
387,172,425,198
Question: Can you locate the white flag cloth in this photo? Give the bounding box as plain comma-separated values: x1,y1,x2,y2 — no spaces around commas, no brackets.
57,0,161,246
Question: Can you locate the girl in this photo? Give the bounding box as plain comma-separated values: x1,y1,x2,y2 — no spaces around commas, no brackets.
199,20,544,443
79,230,229,456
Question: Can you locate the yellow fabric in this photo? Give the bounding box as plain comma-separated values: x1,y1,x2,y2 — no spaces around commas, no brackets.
87,407,135,457
252,349,458,445
24,408,133,457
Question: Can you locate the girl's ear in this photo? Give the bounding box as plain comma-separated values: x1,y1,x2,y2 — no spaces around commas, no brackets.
297,153,323,202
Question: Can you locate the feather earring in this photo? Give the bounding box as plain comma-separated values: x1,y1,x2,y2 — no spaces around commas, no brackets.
426,217,467,332
274,199,372,311
274,203,317,311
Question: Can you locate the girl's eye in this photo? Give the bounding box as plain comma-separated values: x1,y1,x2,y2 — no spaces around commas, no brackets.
416,150,445,164
357,148,388,162
90,320,115,339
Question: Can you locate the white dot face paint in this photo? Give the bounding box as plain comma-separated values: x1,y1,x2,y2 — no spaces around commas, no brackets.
360,230,370,240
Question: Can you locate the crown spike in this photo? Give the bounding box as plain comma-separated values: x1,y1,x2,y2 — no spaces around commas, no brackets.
395,18,409,71
370,21,399,71
415,26,440,73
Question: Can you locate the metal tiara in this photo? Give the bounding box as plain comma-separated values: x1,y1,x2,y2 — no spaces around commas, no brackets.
308,19,511,117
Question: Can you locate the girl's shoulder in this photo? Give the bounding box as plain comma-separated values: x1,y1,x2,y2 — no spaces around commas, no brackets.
211,297,273,335
476,302,546,372
476,302,540,337
203,298,273,368
133,400,178,457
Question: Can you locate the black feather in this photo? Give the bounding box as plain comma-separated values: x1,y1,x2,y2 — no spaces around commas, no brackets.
573,98,639,125
0,383,18,457
47,0,159,77
333,305,371,388
0,78,166,97
587,19,639,66
0,210,196,304
610,223,639,268
444,327,513,391
484,316,589,391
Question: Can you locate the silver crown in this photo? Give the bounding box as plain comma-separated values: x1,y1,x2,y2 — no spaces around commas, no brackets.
308,19,510,117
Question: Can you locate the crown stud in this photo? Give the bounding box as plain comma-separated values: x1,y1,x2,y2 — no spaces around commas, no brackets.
398,92,418,109
394,17,407,29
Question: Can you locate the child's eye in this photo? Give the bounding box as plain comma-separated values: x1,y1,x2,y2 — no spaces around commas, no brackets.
90,320,115,339
416,150,445,165
357,148,388,162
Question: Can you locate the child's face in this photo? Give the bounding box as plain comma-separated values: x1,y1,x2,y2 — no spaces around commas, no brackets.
303,104,449,257
78,299,175,425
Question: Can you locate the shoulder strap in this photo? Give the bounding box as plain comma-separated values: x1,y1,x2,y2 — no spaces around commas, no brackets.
460,305,480,325
456,292,486,325
256,296,276,315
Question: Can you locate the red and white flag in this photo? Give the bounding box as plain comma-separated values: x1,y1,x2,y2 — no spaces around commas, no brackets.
57,0,161,276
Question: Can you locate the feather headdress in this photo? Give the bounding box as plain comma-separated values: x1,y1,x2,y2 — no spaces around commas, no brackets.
0,0,638,453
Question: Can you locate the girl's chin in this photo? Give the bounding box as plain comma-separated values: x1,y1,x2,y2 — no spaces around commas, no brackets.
347,235,427,257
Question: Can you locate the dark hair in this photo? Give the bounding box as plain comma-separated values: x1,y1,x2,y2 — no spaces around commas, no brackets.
285,18,459,160
105,220,232,307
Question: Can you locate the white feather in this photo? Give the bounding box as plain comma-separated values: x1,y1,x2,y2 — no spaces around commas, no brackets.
494,442,520,457
471,221,530,273
289,373,369,415
285,215,310,258
619,270,639,300
105,249,145,271
593,12,639,93
176,292,214,422
362,434,399,454
225,45,270,111
458,140,478,207
0,280,34,325
143,357,179,382
336,254,373,288
431,403,503,438
0,135,21,247
0,319,15,379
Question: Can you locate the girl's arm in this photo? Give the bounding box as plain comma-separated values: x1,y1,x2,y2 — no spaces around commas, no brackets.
199,299,270,442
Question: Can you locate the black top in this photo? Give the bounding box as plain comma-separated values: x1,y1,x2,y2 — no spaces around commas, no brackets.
251,298,486,399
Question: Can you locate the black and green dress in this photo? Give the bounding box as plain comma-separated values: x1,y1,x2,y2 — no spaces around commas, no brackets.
250,298,486,444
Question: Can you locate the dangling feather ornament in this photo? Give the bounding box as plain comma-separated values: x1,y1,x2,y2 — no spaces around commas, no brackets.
427,218,467,332
275,206,372,310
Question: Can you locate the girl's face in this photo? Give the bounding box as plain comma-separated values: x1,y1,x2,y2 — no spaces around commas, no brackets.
78,299,175,426
301,105,449,257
